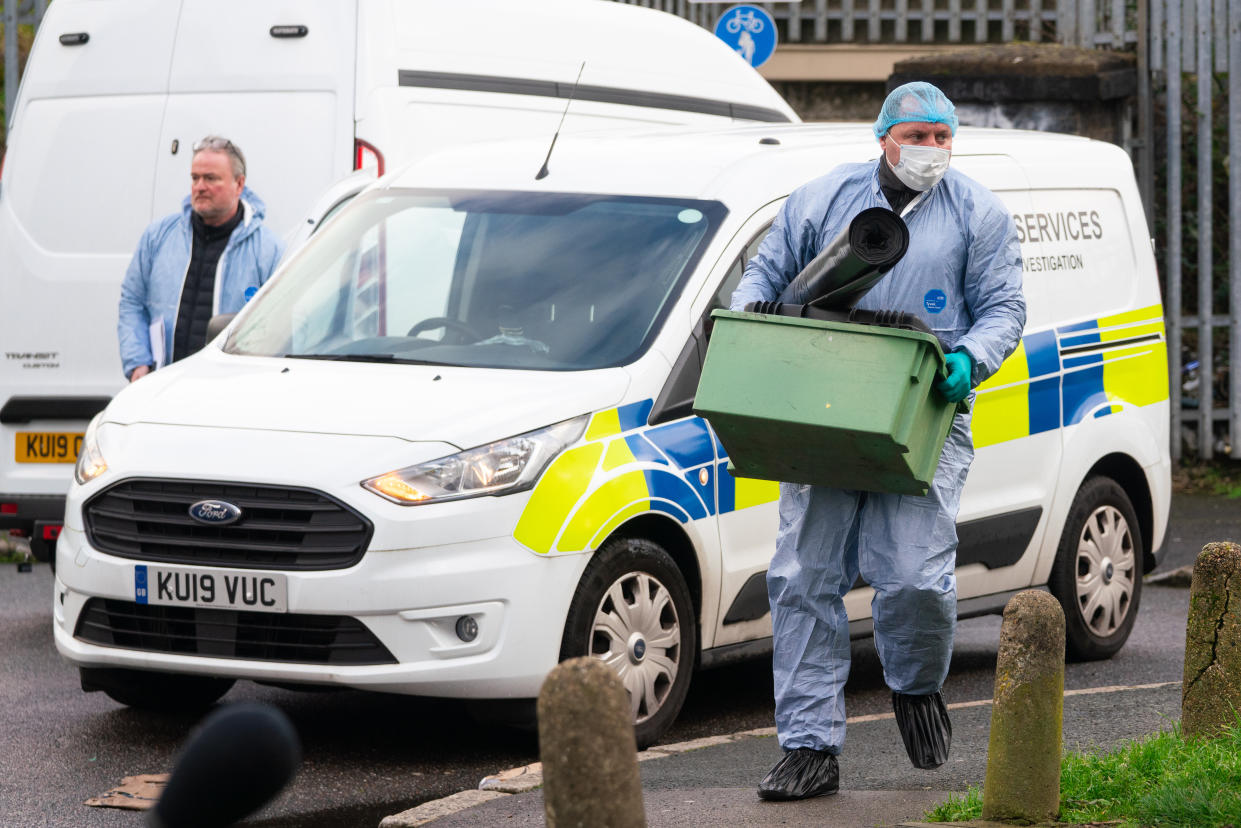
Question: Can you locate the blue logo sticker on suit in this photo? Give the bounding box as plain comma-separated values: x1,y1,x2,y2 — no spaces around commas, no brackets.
713,5,777,68
924,289,947,313
244,286,258,301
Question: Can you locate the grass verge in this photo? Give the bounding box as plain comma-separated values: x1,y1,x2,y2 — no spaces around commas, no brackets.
1,531,30,564
1172,460,1241,498
924,721,1241,826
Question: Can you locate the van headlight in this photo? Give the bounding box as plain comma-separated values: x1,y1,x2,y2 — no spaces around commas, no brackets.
362,415,588,506
74,414,109,485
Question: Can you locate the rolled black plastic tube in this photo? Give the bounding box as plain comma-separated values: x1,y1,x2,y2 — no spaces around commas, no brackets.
777,207,909,310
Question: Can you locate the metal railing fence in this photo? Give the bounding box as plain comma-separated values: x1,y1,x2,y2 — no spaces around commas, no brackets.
613,0,1138,47
1151,0,1240,460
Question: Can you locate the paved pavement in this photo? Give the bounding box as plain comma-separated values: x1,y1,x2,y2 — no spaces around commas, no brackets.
377,488,1226,828
382,680,1183,827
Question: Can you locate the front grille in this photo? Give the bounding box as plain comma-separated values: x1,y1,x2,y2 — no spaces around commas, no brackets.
75,598,397,665
84,479,373,570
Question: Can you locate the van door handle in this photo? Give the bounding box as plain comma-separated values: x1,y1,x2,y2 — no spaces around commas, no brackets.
59,33,90,46
270,25,308,38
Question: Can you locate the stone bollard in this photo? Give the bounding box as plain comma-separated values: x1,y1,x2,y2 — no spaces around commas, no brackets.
538,656,645,828
1181,542,1241,738
982,589,1065,823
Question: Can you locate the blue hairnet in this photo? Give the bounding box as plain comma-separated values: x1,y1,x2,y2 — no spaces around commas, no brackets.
872,82,959,139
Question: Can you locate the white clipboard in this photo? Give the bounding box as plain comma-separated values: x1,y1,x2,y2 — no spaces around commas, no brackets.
148,318,166,370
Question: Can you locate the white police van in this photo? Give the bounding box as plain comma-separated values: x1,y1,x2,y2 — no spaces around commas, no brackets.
53,124,1169,747
0,0,796,562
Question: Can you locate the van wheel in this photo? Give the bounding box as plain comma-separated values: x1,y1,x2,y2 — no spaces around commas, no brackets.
81,667,235,712
559,538,696,749
1048,477,1143,662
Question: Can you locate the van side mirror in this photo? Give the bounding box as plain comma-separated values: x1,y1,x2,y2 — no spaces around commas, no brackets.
207,313,238,342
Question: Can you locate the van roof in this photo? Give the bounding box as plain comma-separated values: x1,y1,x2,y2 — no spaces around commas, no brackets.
383,123,1133,205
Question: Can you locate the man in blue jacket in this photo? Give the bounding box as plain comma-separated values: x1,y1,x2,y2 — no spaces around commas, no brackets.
732,82,1026,801
118,135,283,382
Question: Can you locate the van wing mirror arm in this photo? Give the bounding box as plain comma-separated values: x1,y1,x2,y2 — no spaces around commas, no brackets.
648,320,707,426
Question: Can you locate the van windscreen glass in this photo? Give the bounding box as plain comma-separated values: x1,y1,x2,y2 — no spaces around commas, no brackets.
224,189,725,370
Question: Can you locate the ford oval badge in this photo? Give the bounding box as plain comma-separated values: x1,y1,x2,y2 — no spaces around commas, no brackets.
188,499,243,526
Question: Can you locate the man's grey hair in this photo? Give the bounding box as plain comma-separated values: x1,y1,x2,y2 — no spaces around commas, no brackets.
192,135,247,179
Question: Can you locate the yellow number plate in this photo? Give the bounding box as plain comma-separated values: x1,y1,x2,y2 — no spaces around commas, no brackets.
15,432,84,463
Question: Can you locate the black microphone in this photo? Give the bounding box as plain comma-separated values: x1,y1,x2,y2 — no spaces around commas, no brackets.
148,702,301,828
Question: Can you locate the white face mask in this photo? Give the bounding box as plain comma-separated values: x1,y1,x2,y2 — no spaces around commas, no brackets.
891,143,951,191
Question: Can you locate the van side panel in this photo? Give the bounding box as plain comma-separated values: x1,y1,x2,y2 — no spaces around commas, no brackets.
1030,181,1170,577
354,0,797,175
372,89,737,175
12,0,179,101
7,98,165,255
156,0,358,236
377,0,796,115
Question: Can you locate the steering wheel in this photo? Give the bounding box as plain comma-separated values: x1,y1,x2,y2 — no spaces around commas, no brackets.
406,316,483,344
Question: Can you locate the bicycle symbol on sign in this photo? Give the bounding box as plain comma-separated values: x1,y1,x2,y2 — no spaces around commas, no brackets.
725,8,766,34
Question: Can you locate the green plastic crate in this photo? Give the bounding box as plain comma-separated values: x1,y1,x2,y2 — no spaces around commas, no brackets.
693,309,957,496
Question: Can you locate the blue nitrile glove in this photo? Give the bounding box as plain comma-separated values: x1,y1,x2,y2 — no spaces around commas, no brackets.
935,349,974,403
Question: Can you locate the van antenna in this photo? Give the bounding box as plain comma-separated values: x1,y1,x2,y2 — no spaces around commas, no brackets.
535,62,585,181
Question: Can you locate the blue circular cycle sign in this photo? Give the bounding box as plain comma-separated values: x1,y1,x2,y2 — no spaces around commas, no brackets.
713,5,777,68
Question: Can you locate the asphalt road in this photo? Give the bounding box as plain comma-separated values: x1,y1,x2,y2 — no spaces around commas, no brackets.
0,492,1233,827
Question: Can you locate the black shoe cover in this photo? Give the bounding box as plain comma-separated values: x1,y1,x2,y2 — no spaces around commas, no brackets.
892,691,952,769
757,747,839,801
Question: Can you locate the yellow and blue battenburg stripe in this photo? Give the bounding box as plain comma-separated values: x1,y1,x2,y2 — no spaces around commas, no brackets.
514,398,779,554
973,304,1168,448
515,306,1167,553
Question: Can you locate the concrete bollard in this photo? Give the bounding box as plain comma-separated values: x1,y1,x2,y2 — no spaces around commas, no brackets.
982,589,1065,823
537,656,645,828
1181,541,1241,739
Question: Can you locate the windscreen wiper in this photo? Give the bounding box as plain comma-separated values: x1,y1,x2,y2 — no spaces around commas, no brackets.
283,353,441,365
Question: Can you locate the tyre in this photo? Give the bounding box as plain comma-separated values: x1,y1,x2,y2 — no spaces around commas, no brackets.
80,667,235,712
1048,476,1143,661
559,537,696,749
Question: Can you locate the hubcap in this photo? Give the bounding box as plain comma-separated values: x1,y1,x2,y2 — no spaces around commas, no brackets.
1074,505,1135,638
590,571,681,724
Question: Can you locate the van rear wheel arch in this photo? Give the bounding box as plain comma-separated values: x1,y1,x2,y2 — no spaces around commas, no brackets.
1083,452,1155,573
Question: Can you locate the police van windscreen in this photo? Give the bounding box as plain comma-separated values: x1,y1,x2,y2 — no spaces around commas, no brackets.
224,189,726,370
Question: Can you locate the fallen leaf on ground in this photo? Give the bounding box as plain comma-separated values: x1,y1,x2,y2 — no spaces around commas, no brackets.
84,773,169,810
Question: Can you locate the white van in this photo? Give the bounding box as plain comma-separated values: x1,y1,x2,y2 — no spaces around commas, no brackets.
0,0,796,561
52,124,1170,747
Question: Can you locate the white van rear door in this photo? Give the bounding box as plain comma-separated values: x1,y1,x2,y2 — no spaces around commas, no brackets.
153,0,358,239
0,0,182,501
